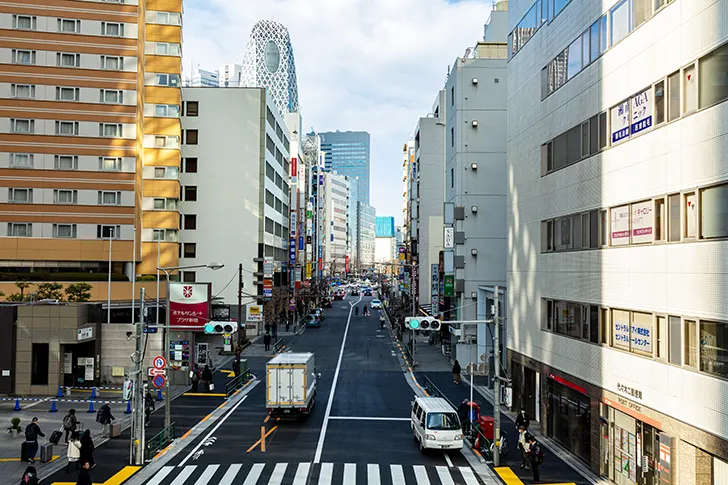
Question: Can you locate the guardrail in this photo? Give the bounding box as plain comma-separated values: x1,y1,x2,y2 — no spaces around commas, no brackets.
272,338,285,354
146,422,176,460
225,370,253,397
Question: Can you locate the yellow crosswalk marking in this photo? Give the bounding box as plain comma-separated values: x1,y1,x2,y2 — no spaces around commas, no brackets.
494,467,576,485
51,465,140,485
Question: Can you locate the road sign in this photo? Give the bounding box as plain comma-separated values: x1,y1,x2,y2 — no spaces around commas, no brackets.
147,368,167,377
152,355,166,370
152,374,166,389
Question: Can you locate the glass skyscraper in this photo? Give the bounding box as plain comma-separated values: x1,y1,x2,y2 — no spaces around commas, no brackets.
319,131,371,204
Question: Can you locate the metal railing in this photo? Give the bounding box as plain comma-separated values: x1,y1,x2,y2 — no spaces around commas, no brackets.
422,375,456,409
225,369,252,397
272,338,284,354
146,421,176,460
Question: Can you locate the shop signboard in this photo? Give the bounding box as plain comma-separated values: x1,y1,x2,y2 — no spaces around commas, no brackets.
631,200,653,244
611,100,630,144
77,327,93,342
444,275,455,297
613,309,631,350
431,264,439,313
611,205,630,246
290,212,297,236
169,283,211,328
658,433,673,484
630,88,653,136
246,305,262,322
444,227,454,249
291,157,297,177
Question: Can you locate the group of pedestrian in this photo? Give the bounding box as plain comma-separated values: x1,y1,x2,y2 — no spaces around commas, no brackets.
515,409,545,484
190,364,214,392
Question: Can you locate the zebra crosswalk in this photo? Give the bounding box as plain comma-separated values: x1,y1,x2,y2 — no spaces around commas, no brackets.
142,462,488,485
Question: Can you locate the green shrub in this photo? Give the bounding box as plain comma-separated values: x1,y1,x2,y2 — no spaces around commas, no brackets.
0,272,129,282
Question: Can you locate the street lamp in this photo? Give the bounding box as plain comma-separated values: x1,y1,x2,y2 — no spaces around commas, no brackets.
157,262,224,429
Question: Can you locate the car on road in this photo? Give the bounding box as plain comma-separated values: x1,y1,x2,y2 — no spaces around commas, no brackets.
370,299,382,309
351,289,360,296
322,298,332,308
305,314,321,328
333,291,345,300
363,289,373,297
313,308,326,320
411,397,463,452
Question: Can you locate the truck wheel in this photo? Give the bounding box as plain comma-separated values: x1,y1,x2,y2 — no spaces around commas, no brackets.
419,438,426,454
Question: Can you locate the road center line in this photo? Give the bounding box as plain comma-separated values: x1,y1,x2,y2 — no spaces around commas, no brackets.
177,394,249,467
328,416,410,421
313,295,362,463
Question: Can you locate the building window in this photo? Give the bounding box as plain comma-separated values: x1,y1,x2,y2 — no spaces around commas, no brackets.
450,86,454,106
153,198,177,210
56,87,80,101
700,183,728,239
152,229,178,242
667,193,681,242
683,64,697,114
184,158,198,173
450,168,454,188
10,153,33,168
97,225,120,238
656,316,667,360
56,121,79,136
8,188,32,203
600,308,609,344
31,343,49,386
100,157,121,171
185,130,198,145
146,73,181,87
101,22,124,36
184,186,197,201
145,42,181,56
183,214,196,230
146,11,182,25
11,84,35,99
100,123,122,137
699,43,728,109
700,320,728,378
654,80,665,124
11,119,34,134
667,71,680,122
610,0,630,46
182,271,196,282
450,127,454,147
668,315,682,365
265,217,274,234
684,319,697,367
98,191,121,205
654,198,665,241
101,56,123,70
185,101,199,116
14,15,37,30
153,166,178,179
53,224,77,238
101,89,123,104
152,135,179,148
57,18,80,33
57,52,81,68
265,190,275,208
13,49,36,65
684,192,697,238
183,243,196,258
53,189,77,204
8,223,31,237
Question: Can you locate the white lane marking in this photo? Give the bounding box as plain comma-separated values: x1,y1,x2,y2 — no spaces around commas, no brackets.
219,464,243,485
444,453,454,468
436,466,455,485
413,466,431,485
194,464,219,485
268,463,288,485
313,294,362,463
328,416,410,421
171,466,196,485
242,463,266,485
458,467,480,485
343,463,356,485
318,462,334,485
147,466,174,485
367,464,381,485
178,395,249,467
293,463,311,485
390,464,406,485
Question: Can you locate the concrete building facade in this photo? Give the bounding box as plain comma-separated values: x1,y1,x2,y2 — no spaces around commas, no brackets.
357,201,376,271
507,0,728,481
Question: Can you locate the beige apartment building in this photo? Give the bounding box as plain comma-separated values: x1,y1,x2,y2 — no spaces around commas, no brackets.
0,0,183,292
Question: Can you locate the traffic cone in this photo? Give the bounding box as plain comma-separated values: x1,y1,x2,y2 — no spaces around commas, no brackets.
124,400,132,414
156,389,163,401
13,398,20,411
90,387,97,399
87,400,95,413
56,386,63,398
49,400,57,413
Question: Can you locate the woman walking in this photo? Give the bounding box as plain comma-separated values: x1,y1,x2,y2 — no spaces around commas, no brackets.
65,431,82,474
452,360,462,384
79,430,95,469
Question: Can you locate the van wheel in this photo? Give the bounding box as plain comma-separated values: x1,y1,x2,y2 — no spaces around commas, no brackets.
419,439,426,454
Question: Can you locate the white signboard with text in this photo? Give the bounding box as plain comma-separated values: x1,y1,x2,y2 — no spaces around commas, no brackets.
631,201,653,244
611,205,630,246
631,88,653,136
611,101,630,144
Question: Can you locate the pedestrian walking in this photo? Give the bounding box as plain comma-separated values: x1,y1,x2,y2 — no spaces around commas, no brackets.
62,409,78,443
452,360,462,384
23,417,44,464
79,430,95,469
234,347,241,376
527,435,544,483
354,306,359,317
264,322,271,335
75,461,93,485
202,364,213,393
144,391,155,426
96,402,115,438
285,316,291,332
20,466,39,485
515,408,531,430
191,365,200,392
517,426,530,470
263,332,272,351
65,431,81,474
272,321,278,339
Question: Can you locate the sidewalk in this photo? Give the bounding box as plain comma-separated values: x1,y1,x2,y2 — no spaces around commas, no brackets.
409,334,602,485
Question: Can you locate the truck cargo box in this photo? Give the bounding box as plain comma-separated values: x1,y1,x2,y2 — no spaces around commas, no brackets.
266,352,317,415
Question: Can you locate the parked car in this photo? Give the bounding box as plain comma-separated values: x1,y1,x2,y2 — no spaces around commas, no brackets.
371,299,382,309
306,314,321,328
333,291,345,300
313,308,326,320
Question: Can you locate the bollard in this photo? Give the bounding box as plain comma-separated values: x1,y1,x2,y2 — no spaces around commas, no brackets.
90,387,97,399
13,398,20,411
156,389,163,401
87,400,95,413
49,400,57,413
56,386,63,398
124,400,132,414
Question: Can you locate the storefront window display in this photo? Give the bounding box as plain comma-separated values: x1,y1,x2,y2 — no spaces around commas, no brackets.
547,375,591,464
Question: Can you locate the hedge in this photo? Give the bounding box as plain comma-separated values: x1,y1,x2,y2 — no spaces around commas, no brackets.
0,272,129,282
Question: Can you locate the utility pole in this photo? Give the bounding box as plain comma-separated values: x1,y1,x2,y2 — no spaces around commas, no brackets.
131,287,146,465
493,285,501,467
237,262,246,347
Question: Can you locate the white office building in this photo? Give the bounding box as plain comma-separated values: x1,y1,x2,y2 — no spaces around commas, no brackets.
219,63,244,87
507,0,728,481
186,67,219,88
179,87,290,306
323,172,349,275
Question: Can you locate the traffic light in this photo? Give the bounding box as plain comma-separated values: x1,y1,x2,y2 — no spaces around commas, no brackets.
203,321,236,334
405,316,440,331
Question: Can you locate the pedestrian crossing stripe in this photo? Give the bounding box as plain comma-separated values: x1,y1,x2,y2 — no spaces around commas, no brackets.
143,462,490,485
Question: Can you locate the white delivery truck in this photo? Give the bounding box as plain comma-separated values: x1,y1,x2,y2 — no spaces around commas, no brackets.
266,352,319,417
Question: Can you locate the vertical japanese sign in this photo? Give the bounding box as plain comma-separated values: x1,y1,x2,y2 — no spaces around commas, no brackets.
611,100,630,144
431,264,439,315
630,88,653,136
169,282,210,327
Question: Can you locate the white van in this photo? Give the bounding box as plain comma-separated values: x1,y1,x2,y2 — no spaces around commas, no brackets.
411,396,463,452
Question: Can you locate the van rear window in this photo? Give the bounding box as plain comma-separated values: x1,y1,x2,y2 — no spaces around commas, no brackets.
426,412,460,430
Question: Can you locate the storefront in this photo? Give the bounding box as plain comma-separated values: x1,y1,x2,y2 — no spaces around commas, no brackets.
547,373,592,464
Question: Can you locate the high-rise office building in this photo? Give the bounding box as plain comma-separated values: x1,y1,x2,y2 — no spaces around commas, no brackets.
219,63,243,88
241,20,299,115
357,202,376,269
0,0,183,290
507,0,728,479
319,131,371,204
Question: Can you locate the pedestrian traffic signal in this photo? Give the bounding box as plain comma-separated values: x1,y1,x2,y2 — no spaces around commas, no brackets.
204,321,236,334
405,317,440,331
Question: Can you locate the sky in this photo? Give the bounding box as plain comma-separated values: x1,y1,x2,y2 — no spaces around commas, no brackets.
182,0,495,226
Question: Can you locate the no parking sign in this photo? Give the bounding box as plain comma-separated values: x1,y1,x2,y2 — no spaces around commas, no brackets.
152,374,166,389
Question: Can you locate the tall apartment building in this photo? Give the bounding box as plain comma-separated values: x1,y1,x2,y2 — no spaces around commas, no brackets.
323,172,349,275
357,201,376,270
179,87,290,304
0,0,183,286
507,0,728,481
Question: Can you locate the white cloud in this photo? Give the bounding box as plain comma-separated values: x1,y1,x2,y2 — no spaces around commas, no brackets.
183,0,494,225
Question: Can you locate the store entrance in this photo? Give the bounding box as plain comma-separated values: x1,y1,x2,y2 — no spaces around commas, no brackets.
601,403,659,485
547,378,591,464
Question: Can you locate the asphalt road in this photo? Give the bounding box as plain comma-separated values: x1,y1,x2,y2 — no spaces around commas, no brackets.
134,294,494,485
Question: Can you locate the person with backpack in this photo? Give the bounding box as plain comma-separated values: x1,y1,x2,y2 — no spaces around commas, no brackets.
63,409,78,443
527,435,544,483
96,403,114,438
65,431,81,474
20,466,39,485
23,417,44,464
